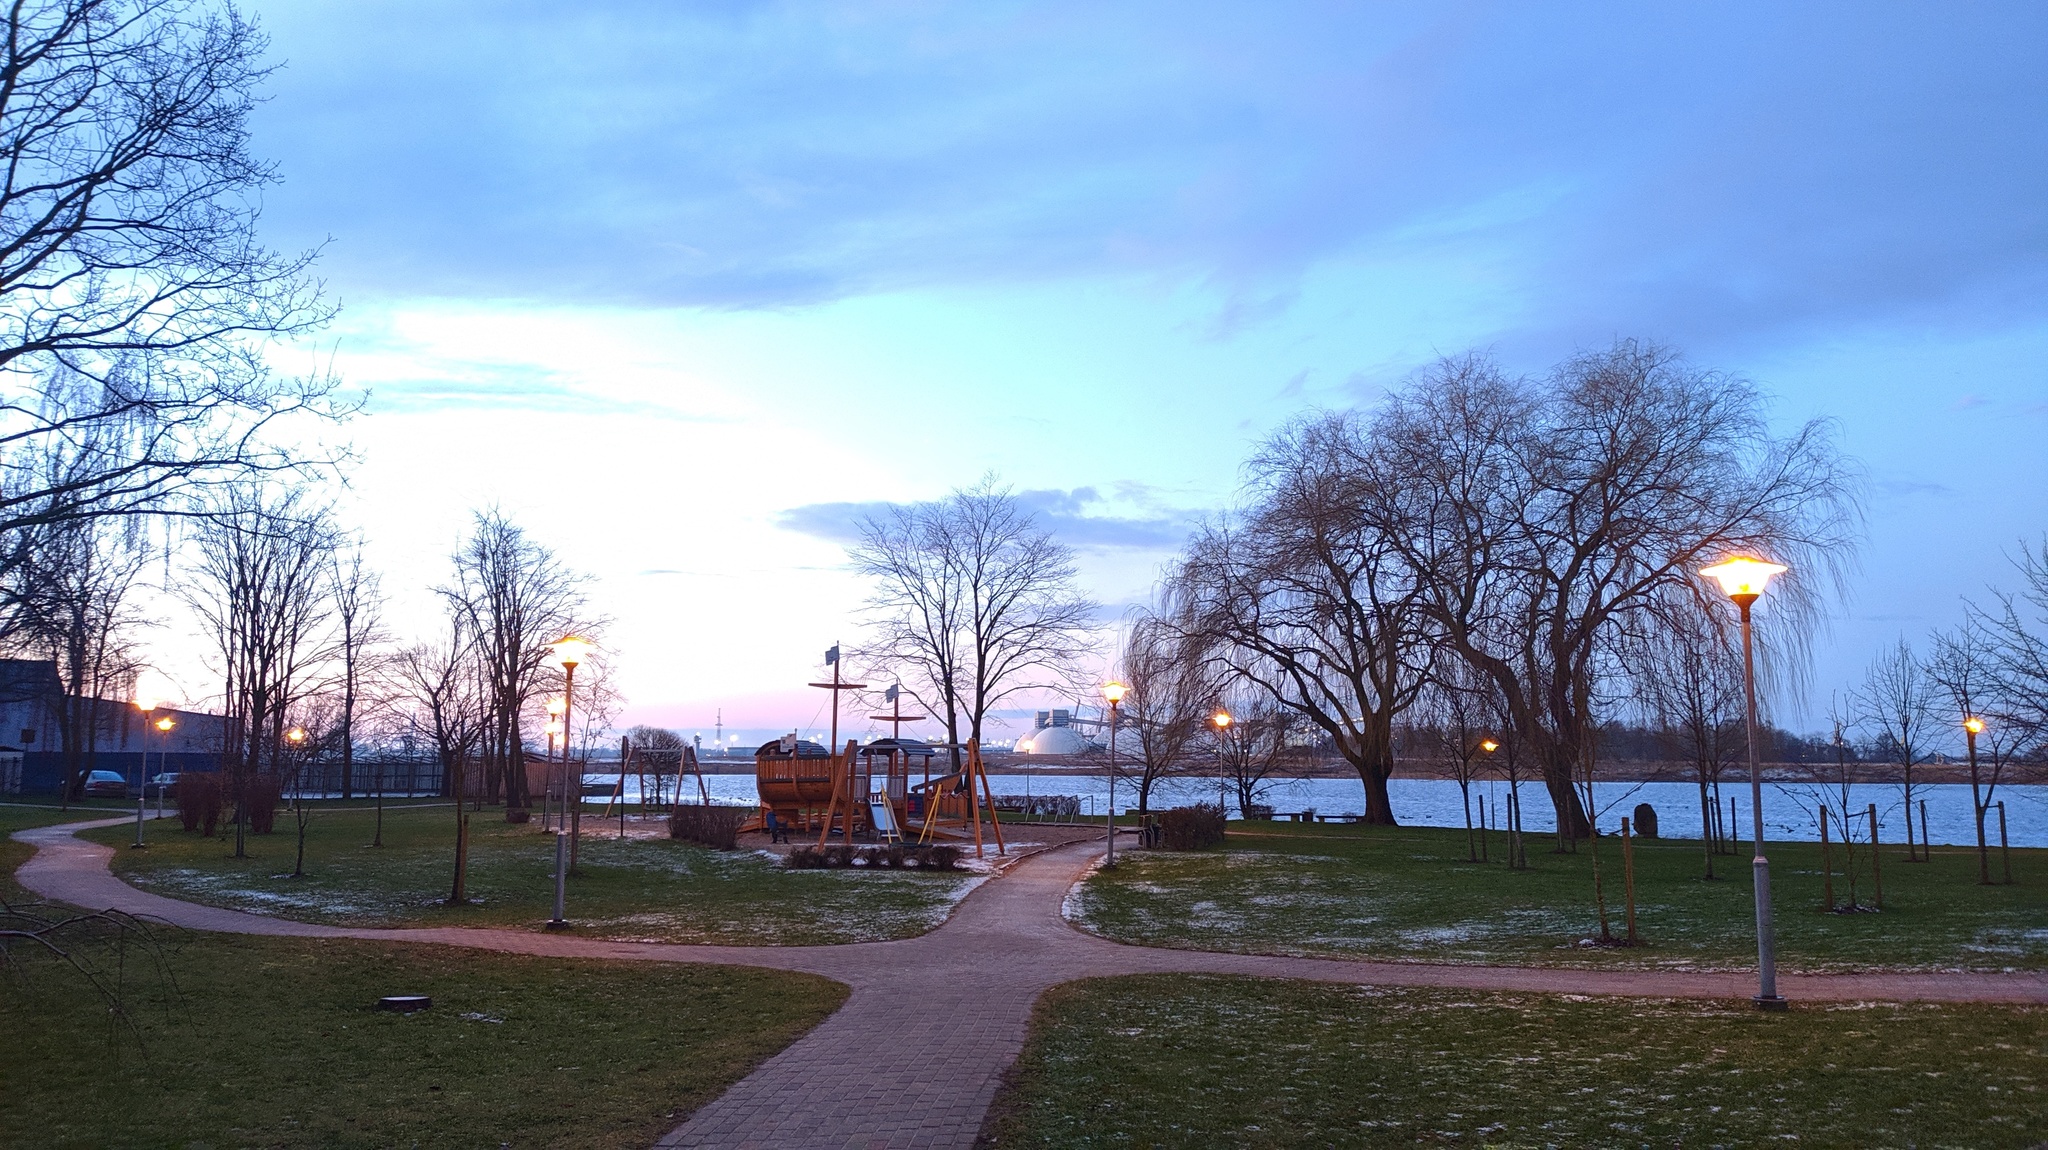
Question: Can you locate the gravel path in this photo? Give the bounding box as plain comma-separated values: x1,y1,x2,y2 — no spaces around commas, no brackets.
15,818,2046,1150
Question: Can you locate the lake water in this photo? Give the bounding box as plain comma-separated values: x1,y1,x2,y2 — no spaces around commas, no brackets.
584,770,2048,848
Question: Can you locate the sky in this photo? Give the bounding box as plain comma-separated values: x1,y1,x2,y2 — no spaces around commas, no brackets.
149,1,2048,744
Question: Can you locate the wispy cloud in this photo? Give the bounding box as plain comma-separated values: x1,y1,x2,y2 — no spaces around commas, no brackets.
777,485,1212,552
252,3,2046,354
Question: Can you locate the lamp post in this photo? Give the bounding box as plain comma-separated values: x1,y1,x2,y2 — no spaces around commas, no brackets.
1479,739,1500,864
285,726,308,810
545,695,566,829
132,695,157,848
543,713,564,830
152,716,176,819
549,635,593,928
1211,710,1233,816
1101,681,1126,868
1700,556,1790,1011
1964,716,1988,884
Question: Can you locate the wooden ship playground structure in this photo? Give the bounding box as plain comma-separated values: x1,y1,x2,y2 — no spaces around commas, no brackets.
743,647,1008,858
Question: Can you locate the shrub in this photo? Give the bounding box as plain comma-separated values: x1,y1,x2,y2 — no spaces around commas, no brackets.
911,844,961,871
857,845,910,868
177,772,224,836
240,774,282,834
668,804,748,850
1158,803,1226,851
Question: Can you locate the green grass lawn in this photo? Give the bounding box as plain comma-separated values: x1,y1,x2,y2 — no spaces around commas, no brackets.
0,928,844,1149
1068,821,2048,971
78,801,979,944
978,975,2048,1149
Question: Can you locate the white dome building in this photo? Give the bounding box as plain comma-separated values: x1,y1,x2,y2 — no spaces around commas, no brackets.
1015,708,1101,755
1017,724,1094,755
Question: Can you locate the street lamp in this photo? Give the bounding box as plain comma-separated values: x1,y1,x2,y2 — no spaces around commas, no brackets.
1101,681,1126,868
1964,716,1988,884
132,695,158,847
152,716,176,819
545,696,566,829
1211,709,1233,815
548,636,593,930
1700,555,1790,1011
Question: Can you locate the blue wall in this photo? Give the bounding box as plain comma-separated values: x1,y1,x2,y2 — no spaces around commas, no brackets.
21,752,223,795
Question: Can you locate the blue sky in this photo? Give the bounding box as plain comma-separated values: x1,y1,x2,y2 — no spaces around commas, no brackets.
187,1,2047,741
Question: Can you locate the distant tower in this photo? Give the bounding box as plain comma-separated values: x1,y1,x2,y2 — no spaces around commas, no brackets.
716,709,723,747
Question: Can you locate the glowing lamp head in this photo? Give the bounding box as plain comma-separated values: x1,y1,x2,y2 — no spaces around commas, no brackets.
551,635,594,670
1101,680,1127,706
1211,710,1233,731
545,696,566,716
1699,557,1788,602
1964,716,1984,735
544,720,563,737
1480,739,1499,754
285,727,307,745
154,716,175,733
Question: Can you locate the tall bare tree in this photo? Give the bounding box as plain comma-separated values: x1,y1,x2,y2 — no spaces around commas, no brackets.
182,484,335,857
1115,607,1218,817
1856,638,1935,862
0,0,341,574
1173,413,1432,825
441,509,589,810
327,543,386,800
1373,343,1858,837
11,516,149,801
851,475,1095,768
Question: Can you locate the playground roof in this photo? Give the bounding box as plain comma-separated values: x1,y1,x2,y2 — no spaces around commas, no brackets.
755,738,833,759
858,738,937,758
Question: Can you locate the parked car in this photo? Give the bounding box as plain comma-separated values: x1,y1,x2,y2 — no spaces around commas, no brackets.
145,772,181,799
82,769,130,798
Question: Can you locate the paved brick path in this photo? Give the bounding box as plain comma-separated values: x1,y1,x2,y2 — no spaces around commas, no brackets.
15,819,2047,1149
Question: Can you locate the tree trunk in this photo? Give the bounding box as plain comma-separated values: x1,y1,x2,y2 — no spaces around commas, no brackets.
1696,765,1716,879
449,752,470,903
1540,766,1591,840
1355,759,1397,826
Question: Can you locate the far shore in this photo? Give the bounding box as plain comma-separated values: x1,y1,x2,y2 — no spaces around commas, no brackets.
675,754,2018,787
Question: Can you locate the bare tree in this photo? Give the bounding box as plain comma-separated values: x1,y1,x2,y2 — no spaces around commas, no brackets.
1805,697,1867,909
441,509,590,810
1374,343,1859,838
1966,539,2048,785
1856,638,1935,862
11,516,149,801
1637,605,1747,877
0,0,342,571
327,543,386,800
1173,413,1433,825
1415,659,1496,861
1115,607,1218,818
851,475,1095,768
1212,679,1293,815
1929,627,2021,883
182,484,336,858
394,626,485,905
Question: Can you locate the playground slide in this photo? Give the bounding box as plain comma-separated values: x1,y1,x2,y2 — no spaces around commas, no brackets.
868,794,903,842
